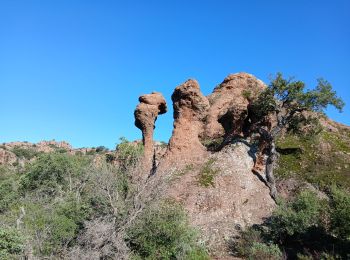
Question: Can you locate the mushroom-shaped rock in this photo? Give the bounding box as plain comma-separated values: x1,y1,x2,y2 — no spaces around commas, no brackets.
204,72,266,139
166,79,210,161
134,92,167,161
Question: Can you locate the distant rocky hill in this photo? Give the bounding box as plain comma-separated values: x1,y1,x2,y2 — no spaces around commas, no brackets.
0,140,98,166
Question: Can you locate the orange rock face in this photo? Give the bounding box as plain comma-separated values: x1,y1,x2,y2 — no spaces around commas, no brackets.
134,92,167,162
205,72,266,139
166,79,210,162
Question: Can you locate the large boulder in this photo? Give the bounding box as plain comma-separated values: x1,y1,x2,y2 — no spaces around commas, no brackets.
204,72,265,139
134,92,167,162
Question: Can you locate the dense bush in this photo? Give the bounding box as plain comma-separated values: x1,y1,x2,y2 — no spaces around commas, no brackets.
126,200,209,259
116,137,144,168
329,187,350,240
269,191,324,241
20,153,89,193
0,167,19,213
248,242,282,260
11,146,39,160
0,227,24,258
235,188,350,259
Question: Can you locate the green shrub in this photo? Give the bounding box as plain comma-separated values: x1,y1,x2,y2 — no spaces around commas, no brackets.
269,191,324,240
11,146,39,160
242,89,252,99
0,227,24,258
245,188,350,258
197,158,219,187
95,146,109,153
56,148,68,153
248,242,282,260
0,167,19,213
20,153,89,193
0,177,19,213
297,253,313,260
23,201,83,256
126,200,208,259
49,214,77,250
234,227,282,260
55,197,91,229
235,227,264,256
116,137,144,168
105,153,116,163
329,187,350,240
200,137,223,151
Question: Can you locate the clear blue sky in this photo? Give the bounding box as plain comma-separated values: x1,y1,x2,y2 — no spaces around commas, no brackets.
1,0,349,149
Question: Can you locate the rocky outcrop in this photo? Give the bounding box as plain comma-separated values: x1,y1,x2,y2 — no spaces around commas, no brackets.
166,79,210,162
36,140,72,152
141,73,275,258
134,92,167,162
0,148,17,165
205,72,266,139
165,142,275,258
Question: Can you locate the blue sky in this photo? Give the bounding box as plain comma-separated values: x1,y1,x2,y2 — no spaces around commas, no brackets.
1,0,349,149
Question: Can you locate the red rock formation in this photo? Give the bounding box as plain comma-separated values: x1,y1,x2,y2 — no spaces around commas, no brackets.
205,72,266,139
0,148,17,165
166,79,210,162
134,92,167,162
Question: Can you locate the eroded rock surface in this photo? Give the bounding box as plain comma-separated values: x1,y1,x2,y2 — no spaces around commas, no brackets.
134,92,167,161
205,73,266,139
165,142,275,258
166,79,210,162
0,148,17,165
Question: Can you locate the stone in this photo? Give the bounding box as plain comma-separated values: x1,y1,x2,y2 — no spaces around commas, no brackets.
166,79,210,162
134,92,167,162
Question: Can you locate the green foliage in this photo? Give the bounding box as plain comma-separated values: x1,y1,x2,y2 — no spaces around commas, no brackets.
329,187,350,240
200,137,223,151
0,167,19,213
242,89,252,99
22,198,89,256
248,242,282,260
0,177,19,213
268,73,344,114
197,158,219,187
0,149,136,258
105,153,116,163
322,131,350,153
11,146,40,160
234,227,264,256
0,227,24,258
250,73,344,137
20,153,89,193
276,132,350,189
95,146,109,153
269,191,324,240
116,137,144,168
55,197,91,229
234,227,282,260
56,148,68,153
236,189,350,259
126,200,208,259
48,214,77,252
